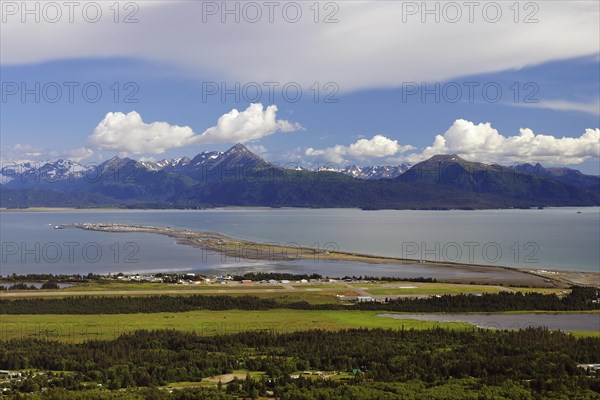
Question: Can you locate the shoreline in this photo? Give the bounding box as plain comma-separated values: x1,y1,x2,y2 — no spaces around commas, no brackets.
70,223,599,288
3,205,599,213
0,207,124,212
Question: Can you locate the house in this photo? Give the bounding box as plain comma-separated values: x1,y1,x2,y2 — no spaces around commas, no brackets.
356,296,374,303
268,279,278,284
281,280,290,284
578,364,600,372
0,370,21,378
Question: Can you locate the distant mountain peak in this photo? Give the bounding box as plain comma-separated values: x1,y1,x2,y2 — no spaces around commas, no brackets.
514,162,550,176
218,143,267,166
2,150,599,208
103,156,129,167
515,162,598,189
224,143,259,157
231,143,248,151
426,154,465,163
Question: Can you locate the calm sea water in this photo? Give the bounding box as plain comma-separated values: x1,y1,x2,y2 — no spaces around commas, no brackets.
378,313,600,332
0,208,598,276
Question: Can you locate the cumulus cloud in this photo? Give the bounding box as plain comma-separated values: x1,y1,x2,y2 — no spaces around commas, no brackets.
197,104,302,144
306,135,414,163
306,120,599,166
88,111,197,155
405,120,600,165
87,104,301,155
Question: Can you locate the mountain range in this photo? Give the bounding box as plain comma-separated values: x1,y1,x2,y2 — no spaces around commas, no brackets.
0,150,411,183
1,144,599,209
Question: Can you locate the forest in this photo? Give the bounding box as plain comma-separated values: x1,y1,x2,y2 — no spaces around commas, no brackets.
2,328,600,399
2,282,598,398
1,287,598,314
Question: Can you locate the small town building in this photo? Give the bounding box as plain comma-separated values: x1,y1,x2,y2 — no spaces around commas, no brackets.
356,296,374,303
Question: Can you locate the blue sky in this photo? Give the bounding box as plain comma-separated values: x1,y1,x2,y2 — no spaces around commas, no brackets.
1,1,599,173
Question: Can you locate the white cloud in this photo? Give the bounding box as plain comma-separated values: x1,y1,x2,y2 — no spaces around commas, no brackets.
88,111,197,155
405,119,600,165
0,144,44,162
522,100,600,115
306,135,414,163
0,144,94,164
49,147,94,162
1,2,597,92
245,144,268,156
87,104,301,155
306,120,599,166
272,147,309,167
197,104,302,144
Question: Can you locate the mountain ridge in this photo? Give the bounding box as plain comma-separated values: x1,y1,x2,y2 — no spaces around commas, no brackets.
4,145,596,183
1,144,598,209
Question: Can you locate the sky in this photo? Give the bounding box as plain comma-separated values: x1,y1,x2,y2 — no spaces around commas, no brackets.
1,1,599,173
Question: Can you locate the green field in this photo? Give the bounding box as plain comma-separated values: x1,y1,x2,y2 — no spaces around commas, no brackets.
1,280,568,298
2,308,598,343
569,330,600,338
58,281,287,291
0,310,472,342
362,282,566,296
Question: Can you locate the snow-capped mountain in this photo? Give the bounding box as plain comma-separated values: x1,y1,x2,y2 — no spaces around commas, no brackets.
340,164,412,179
0,159,91,184
128,145,269,174
2,146,597,192
306,163,411,179
1,142,407,183
0,144,271,187
2,146,598,209
138,157,191,172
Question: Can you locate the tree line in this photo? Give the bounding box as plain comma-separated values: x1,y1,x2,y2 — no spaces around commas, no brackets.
1,287,598,314
0,281,59,291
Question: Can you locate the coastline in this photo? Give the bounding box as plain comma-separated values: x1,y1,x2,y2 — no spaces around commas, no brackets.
0,207,125,212
70,223,599,288
2,208,596,282
3,205,600,213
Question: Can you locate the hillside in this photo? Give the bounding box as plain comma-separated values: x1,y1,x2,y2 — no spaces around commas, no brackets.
1,145,598,209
